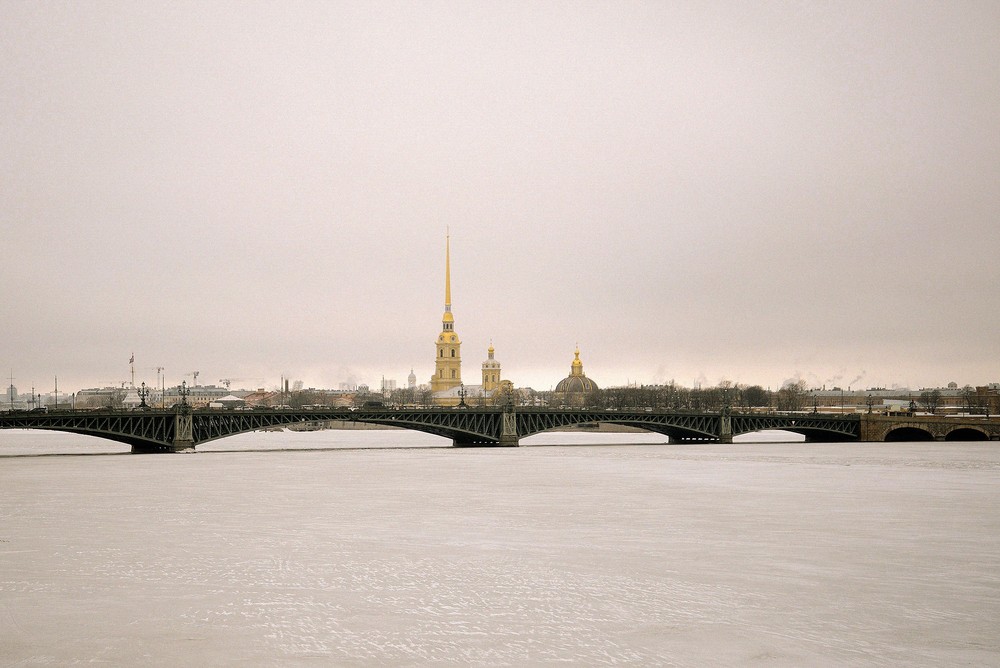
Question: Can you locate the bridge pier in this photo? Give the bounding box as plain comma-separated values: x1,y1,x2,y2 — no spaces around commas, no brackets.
170,412,196,452
718,410,733,444
499,411,519,446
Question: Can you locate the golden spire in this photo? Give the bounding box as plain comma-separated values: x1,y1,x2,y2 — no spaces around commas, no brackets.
441,231,455,329
445,230,451,312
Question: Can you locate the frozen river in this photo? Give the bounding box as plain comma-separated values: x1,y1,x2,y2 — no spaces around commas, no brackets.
2,429,999,666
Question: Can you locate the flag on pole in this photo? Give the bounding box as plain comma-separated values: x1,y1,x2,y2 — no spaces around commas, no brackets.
129,354,134,365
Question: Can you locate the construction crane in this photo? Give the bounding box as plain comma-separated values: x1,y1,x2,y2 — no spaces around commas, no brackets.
219,378,262,391
185,371,200,387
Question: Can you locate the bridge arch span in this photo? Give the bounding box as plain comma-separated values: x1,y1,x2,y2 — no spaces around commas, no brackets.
194,410,507,448
730,415,860,442
944,427,990,441
514,411,720,443
574,420,717,442
884,426,935,442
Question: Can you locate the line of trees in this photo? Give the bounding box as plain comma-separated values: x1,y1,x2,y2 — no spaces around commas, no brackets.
281,382,998,415
545,379,811,412
283,381,808,411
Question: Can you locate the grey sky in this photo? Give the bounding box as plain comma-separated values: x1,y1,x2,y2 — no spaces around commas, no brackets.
2,1,998,394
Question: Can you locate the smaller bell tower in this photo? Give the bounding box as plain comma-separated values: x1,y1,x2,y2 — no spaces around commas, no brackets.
482,343,501,393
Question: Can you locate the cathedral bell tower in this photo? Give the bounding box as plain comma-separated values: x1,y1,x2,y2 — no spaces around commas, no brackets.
482,343,501,392
431,233,462,393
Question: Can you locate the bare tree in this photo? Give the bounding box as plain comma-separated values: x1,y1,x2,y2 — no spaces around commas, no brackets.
742,385,771,411
919,389,942,414
776,380,808,412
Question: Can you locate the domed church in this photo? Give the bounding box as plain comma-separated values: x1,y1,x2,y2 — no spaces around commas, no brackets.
552,347,600,407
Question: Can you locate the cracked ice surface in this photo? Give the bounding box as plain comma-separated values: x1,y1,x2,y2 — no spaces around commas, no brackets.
1,430,999,665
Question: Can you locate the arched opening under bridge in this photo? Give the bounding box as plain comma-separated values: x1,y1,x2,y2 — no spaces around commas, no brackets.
1,429,131,456
884,427,935,442
519,429,669,447
733,430,805,443
944,428,989,441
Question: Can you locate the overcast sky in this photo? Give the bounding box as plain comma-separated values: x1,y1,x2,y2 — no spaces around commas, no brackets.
2,1,999,395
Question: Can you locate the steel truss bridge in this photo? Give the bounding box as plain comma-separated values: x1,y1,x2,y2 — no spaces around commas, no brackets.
0,407,865,452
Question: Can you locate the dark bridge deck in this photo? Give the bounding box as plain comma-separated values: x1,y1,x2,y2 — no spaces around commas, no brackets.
1,407,867,452
2,407,997,452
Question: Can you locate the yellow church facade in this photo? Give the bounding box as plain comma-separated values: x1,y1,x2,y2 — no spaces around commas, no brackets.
429,234,505,406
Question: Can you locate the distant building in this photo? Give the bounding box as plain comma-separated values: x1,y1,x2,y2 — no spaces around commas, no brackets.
163,384,231,408
806,384,1000,415
208,395,247,409
551,348,600,407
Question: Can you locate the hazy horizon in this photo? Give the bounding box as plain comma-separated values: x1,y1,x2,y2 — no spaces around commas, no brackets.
3,2,998,394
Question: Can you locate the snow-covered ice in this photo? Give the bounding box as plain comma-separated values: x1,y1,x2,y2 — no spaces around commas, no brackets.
2,430,998,665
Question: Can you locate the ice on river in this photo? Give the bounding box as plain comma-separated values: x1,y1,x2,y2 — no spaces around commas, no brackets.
1,430,999,666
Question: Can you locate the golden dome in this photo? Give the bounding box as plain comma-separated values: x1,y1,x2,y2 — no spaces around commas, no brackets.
554,347,599,396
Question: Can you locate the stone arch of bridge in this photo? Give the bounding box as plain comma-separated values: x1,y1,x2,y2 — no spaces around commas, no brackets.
884,426,935,442
944,427,990,441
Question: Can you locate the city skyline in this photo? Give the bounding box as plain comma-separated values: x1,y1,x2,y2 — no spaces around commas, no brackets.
3,3,999,395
